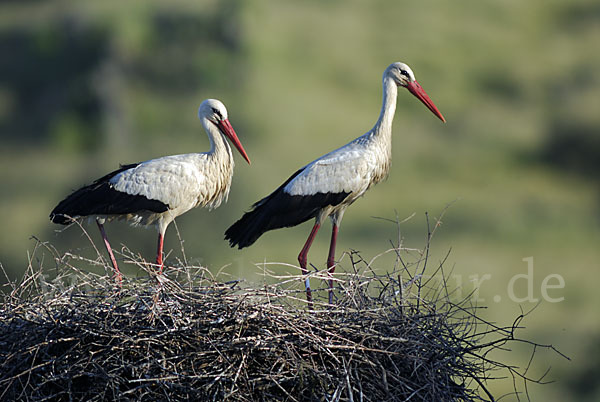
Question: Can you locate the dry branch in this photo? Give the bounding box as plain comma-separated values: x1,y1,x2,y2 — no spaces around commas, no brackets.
0,221,566,401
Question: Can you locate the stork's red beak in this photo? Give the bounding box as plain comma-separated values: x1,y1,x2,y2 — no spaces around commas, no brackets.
406,81,446,123
218,119,251,164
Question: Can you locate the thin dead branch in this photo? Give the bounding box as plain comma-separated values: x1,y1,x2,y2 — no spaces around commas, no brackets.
0,215,566,401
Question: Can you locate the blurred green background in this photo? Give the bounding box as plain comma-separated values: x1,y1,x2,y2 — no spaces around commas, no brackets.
1,0,598,399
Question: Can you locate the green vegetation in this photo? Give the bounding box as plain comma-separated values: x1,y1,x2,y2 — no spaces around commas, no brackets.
0,0,598,400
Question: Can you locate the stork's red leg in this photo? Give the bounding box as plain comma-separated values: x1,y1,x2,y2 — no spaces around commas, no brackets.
326,224,339,304
156,232,164,273
298,223,320,304
96,220,122,286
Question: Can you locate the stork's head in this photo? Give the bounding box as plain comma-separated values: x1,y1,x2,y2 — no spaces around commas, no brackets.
386,62,416,87
199,99,251,164
385,62,446,123
199,98,229,122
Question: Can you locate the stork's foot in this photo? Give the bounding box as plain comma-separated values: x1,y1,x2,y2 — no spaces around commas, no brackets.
306,287,314,310
113,271,123,288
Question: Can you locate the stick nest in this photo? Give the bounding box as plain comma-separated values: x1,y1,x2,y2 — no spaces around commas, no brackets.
0,236,564,401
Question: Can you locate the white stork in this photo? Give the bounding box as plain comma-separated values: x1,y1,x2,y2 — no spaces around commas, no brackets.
225,62,445,304
51,99,251,282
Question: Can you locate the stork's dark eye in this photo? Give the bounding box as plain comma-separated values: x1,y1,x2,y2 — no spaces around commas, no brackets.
400,69,410,78
212,107,223,119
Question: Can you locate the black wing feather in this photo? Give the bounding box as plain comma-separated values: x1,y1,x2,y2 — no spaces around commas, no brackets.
225,167,349,249
50,163,169,225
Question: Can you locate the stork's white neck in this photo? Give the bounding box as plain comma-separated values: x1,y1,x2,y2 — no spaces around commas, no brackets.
372,76,398,137
197,116,235,209
202,118,234,163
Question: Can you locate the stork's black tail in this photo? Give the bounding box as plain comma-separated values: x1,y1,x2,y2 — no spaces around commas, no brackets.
223,196,289,249
224,191,325,249
225,169,350,249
